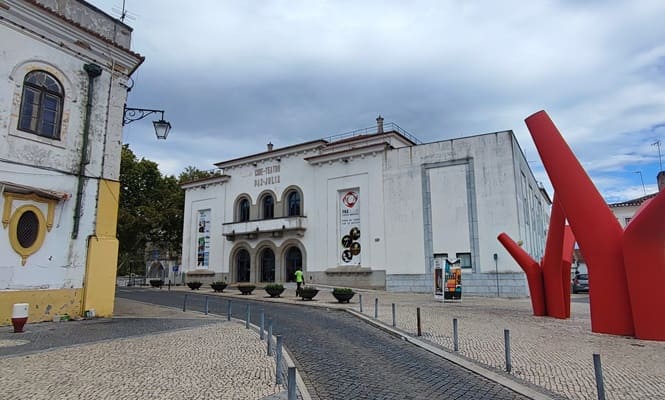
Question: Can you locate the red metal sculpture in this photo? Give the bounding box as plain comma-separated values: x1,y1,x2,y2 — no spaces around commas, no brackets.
503,110,665,340
498,195,574,319
525,111,634,336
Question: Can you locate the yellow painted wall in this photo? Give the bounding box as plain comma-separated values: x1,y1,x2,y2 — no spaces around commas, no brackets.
82,179,120,317
0,289,82,326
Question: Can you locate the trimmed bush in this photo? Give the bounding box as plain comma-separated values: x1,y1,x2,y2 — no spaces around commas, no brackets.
149,279,164,288
211,281,227,292
265,283,285,298
299,285,319,301
238,284,256,295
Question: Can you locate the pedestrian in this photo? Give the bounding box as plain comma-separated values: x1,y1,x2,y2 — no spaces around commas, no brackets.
295,268,304,297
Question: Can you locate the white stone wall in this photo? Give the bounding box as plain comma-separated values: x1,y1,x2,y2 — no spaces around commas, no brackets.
182,130,548,296
0,1,138,290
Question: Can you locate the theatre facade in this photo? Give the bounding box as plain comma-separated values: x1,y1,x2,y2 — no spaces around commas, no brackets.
181,119,549,296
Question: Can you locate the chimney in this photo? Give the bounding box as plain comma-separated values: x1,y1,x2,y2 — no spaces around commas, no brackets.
267,142,273,151
376,115,384,134
658,171,665,191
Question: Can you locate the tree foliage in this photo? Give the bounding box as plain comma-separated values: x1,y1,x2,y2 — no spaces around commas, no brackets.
117,145,217,275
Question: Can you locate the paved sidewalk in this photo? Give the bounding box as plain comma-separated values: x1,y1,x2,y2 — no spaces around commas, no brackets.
175,283,665,400
0,298,286,400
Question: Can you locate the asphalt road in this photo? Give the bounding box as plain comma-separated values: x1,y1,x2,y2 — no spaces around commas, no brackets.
117,288,528,400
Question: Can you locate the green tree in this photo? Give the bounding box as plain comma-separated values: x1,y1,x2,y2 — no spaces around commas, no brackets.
117,147,219,276
178,165,221,183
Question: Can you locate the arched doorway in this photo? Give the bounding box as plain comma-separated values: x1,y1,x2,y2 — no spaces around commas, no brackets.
260,248,275,282
284,247,302,282
236,249,250,282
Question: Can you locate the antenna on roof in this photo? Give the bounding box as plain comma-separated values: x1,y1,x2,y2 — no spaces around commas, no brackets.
112,0,136,22
652,140,663,171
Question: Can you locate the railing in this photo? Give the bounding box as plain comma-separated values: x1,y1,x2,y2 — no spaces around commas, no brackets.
323,122,423,145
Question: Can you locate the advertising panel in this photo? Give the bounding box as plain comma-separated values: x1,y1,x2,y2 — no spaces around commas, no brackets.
445,258,462,301
197,209,211,268
434,255,445,300
339,189,361,265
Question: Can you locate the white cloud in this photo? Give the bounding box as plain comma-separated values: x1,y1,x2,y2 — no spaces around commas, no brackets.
90,0,665,202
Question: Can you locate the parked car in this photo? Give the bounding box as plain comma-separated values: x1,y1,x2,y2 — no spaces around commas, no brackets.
572,273,589,293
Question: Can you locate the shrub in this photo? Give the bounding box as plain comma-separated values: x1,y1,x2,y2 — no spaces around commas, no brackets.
149,279,164,288
238,283,256,294
332,287,354,294
187,281,202,290
265,283,284,290
211,281,227,292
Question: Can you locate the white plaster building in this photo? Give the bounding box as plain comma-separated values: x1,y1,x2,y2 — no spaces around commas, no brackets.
0,0,143,324
181,119,550,296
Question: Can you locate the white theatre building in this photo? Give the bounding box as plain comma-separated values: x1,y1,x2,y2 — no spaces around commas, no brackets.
181,118,550,297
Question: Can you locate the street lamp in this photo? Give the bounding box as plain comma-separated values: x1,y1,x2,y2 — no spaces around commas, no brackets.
123,107,172,139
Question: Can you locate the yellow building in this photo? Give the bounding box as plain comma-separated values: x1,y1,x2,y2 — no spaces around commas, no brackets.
0,0,143,325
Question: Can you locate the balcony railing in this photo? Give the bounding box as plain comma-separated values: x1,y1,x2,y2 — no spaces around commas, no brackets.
323,122,423,145
222,216,307,240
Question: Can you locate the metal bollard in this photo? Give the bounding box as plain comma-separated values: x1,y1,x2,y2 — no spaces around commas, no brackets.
392,303,396,327
593,354,606,400
374,298,378,318
168,280,171,291
245,304,251,329
182,294,187,312
276,335,283,385
416,307,422,336
204,296,209,315
227,300,232,321
359,294,363,313
453,318,459,352
260,309,265,340
267,318,273,356
504,329,512,373
287,366,296,400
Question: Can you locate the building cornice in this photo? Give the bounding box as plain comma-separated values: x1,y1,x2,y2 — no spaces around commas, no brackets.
214,140,327,170
1,0,144,75
181,175,230,190
304,142,391,165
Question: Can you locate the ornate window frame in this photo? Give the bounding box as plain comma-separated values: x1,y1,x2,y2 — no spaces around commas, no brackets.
2,193,55,265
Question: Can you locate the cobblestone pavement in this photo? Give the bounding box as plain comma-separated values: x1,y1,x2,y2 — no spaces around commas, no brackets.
0,299,284,400
161,284,665,400
119,288,533,400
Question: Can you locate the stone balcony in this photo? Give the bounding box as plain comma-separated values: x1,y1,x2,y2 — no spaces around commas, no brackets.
222,216,307,241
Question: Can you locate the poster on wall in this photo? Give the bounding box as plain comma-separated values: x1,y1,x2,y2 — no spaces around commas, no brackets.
339,189,361,265
197,209,211,268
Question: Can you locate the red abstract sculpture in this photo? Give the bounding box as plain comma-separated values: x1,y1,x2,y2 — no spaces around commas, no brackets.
516,110,665,340
623,194,665,340
498,195,574,319
525,111,634,336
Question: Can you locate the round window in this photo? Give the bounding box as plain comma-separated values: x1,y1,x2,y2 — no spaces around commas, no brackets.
8,204,47,265
17,210,39,248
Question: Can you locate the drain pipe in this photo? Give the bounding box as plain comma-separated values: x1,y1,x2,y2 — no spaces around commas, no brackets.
72,63,102,239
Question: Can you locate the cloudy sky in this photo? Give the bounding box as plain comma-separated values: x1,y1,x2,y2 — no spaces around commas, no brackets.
90,0,665,202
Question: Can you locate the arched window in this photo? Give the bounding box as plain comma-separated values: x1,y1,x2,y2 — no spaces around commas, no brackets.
236,249,250,282
262,194,274,219
260,248,275,282
238,198,250,222
18,71,64,139
284,247,302,282
287,191,301,216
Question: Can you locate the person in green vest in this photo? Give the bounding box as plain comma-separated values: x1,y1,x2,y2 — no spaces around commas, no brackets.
294,268,304,297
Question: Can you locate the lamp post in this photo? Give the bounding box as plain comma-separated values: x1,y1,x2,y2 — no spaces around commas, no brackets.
634,171,646,195
123,106,172,139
